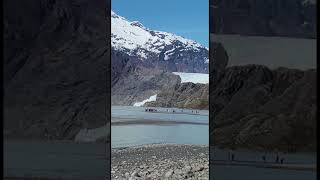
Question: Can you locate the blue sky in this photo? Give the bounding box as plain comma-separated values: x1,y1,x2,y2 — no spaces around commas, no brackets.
112,0,208,47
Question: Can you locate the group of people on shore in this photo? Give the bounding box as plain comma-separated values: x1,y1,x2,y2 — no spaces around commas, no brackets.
227,152,286,164
145,108,157,112
262,155,285,164
191,110,200,114
145,108,200,114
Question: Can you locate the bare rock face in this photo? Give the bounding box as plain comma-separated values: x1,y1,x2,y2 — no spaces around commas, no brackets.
111,50,181,106
145,83,209,110
111,43,211,107
210,0,317,38
111,49,209,108
3,0,110,140
210,64,317,152
210,42,229,81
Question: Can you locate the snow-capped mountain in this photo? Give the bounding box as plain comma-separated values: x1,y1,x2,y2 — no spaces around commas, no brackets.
111,10,209,73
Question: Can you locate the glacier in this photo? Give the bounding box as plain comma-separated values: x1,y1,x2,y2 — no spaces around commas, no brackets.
173,72,208,84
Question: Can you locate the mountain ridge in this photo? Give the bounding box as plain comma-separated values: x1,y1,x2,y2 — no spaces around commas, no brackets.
111,10,209,73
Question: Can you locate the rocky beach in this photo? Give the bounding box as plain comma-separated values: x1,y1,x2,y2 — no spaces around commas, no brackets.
111,144,209,180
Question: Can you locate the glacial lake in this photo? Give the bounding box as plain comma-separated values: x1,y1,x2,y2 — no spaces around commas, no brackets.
111,106,209,148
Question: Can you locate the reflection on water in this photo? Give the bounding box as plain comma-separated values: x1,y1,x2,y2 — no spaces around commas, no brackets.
111,106,209,148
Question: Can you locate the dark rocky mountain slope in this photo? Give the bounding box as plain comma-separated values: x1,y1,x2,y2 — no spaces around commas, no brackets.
210,0,317,38
3,0,110,140
111,49,181,106
209,42,317,152
145,83,209,110
111,47,210,108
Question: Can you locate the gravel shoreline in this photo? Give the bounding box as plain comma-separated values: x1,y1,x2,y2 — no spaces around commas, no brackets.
111,144,209,180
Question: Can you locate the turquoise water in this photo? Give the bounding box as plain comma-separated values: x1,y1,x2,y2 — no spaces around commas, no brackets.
111,106,209,148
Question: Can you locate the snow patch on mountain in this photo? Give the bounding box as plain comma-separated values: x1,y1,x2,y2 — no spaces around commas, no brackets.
173,72,209,84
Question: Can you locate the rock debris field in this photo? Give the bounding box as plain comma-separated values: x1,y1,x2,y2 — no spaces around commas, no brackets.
111,144,209,180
